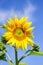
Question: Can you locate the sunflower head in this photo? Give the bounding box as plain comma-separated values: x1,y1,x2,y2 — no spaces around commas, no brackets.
3,16,35,50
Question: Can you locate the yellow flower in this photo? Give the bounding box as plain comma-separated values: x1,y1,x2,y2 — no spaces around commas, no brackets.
3,16,34,50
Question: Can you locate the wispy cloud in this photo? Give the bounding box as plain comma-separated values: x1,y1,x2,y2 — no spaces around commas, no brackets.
17,3,36,21
0,3,36,24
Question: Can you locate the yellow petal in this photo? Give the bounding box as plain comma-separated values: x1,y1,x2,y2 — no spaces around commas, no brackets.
7,38,15,45
7,18,16,31
21,42,24,50
11,39,16,46
16,42,19,50
30,33,34,38
8,18,13,22
8,18,14,24
27,33,34,38
26,27,35,32
23,41,27,50
3,32,13,40
4,24,12,32
14,16,19,27
23,22,32,29
26,37,34,46
8,18,14,26
14,16,18,23
19,16,28,24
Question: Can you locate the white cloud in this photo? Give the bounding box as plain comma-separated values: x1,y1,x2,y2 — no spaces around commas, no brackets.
0,3,36,24
17,3,36,21
23,4,36,20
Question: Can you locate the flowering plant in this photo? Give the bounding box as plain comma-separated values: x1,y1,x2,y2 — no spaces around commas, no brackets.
0,16,43,65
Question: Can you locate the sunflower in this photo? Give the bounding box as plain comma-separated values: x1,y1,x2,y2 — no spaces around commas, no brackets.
3,16,34,50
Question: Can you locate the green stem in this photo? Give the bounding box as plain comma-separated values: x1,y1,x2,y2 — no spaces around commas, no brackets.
18,53,30,63
3,50,12,61
3,50,14,65
18,50,33,63
9,61,14,65
15,47,18,65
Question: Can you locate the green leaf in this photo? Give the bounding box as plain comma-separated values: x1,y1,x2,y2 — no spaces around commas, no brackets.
0,52,7,61
0,42,6,51
19,62,27,65
31,51,43,56
0,42,7,61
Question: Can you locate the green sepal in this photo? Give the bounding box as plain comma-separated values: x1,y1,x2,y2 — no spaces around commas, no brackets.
1,36,8,44
32,44,39,52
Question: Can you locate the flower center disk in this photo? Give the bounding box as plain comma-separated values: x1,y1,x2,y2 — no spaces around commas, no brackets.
14,28,24,37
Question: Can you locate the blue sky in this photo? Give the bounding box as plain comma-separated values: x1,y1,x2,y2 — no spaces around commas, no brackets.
0,0,43,65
